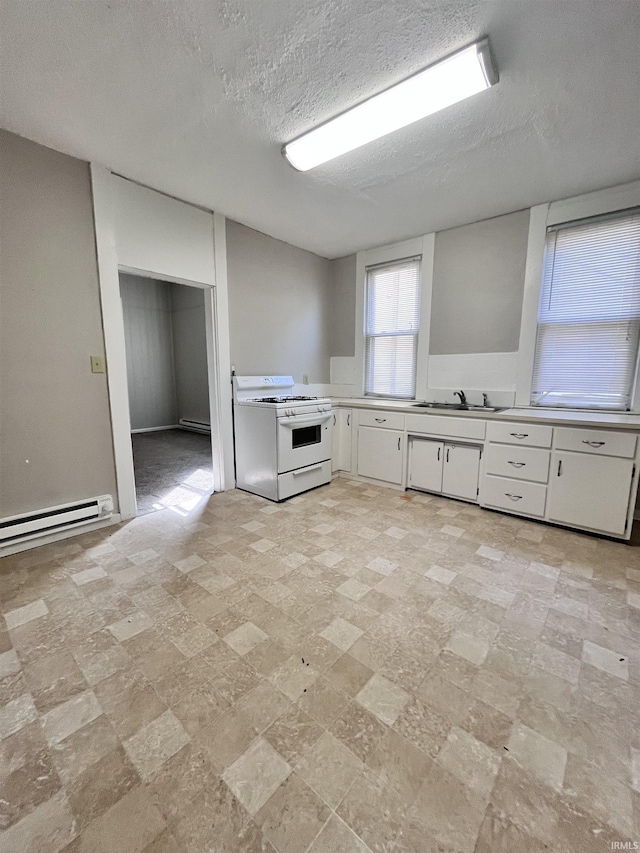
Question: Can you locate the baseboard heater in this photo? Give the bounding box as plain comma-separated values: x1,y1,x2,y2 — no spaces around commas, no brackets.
179,419,211,434
0,495,114,547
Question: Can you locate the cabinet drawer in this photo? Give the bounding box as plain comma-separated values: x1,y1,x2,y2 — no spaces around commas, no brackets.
485,444,550,483
358,410,405,430
482,475,547,517
487,421,552,448
405,414,485,440
278,460,331,500
555,427,636,459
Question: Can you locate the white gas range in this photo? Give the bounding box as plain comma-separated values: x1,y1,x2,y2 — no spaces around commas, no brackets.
233,376,333,501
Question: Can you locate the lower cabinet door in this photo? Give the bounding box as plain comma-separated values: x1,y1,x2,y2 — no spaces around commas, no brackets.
547,452,634,536
357,427,403,484
442,443,481,502
408,438,443,492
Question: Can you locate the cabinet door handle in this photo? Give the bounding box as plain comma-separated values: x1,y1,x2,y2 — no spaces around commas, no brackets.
510,433,528,439
446,447,450,463
505,493,523,501
397,437,401,451
375,417,386,423
333,414,336,426
557,460,562,476
437,446,441,461
582,440,605,447
508,461,525,468
347,414,350,426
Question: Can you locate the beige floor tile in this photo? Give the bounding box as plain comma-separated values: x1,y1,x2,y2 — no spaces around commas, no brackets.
255,772,331,853
1,479,639,853
123,710,190,780
329,701,387,764
582,639,629,680
399,758,487,853
0,692,38,739
295,730,364,808
320,618,364,652
446,631,490,666
437,726,501,798
108,612,154,643
66,746,140,829
173,555,206,573
222,737,291,815
307,813,373,853
4,598,49,629
42,691,102,746
336,579,370,602
425,565,457,585
507,722,567,791
223,621,269,656
264,704,323,764
0,789,77,853
76,785,165,853
270,654,320,700
71,567,108,586
355,674,410,726
325,654,373,698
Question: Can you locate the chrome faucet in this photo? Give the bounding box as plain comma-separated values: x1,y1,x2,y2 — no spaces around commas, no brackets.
453,390,467,407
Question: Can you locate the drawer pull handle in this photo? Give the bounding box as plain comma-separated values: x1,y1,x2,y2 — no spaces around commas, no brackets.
375,418,386,423
505,493,523,501
508,461,525,468
582,440,605,447
293,464,323,475
510,433,528,439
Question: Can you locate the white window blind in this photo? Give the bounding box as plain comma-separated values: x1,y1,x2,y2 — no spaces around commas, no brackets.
365,257,421,398
531,208,640,410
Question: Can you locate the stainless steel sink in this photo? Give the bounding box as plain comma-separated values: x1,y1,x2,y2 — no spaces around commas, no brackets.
412,402,505,413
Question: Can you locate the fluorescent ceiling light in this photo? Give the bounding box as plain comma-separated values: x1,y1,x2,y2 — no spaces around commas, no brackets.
283,39,498,171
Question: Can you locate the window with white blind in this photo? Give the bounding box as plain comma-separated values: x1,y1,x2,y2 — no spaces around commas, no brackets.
531,208,640,410
364,257,421,398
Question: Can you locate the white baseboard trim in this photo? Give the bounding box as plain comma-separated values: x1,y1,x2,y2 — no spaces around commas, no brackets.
0,513,122,559
131,425,180,434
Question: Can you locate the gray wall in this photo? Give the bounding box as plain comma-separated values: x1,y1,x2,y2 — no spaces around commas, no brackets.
170,284,209,425
430,209,530,355
120,275,178,430
329,255,357,357
0,130,117,517
227,221,332,383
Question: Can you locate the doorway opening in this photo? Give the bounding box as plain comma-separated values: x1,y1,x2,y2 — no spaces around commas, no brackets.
119,272,214,515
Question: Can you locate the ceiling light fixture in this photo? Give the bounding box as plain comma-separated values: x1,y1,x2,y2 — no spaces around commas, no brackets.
283,38,498,171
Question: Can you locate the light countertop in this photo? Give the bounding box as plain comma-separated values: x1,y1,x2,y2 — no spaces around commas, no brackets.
331,397,640,430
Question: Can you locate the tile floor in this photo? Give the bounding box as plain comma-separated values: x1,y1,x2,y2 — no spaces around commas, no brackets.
1,479,640,852
131,429,213,515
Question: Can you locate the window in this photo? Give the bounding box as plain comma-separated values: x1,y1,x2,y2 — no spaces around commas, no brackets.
364,257,421,398
531,208,640,410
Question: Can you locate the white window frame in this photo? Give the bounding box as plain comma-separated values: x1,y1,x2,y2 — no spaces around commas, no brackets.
516,180,640,411
355,235,434,399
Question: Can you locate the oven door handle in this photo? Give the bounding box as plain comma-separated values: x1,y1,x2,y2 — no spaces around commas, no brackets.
278,412,333,428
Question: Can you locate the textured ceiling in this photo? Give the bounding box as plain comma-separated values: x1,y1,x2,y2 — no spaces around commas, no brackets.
1,1,639,258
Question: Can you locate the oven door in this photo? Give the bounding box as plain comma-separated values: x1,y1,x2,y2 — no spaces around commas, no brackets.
277,411,332,474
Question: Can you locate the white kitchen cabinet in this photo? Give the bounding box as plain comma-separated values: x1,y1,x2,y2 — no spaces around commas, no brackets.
547,451,635,536
442,444,482,502
357,426,404,484
408,439,443,492
409,438,481,502
331,409,352,473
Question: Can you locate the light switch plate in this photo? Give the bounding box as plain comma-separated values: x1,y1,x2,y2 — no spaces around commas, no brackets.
90,355,105,374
